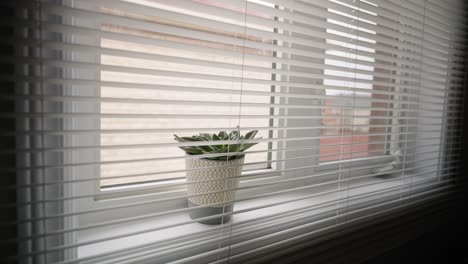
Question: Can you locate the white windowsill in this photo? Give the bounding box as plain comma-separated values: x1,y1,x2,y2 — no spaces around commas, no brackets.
77,173,438,261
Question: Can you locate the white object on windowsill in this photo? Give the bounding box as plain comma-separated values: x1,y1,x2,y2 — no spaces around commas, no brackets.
372,150,402,175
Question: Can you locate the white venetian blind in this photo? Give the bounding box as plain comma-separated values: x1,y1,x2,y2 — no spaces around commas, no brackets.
1,0,467,263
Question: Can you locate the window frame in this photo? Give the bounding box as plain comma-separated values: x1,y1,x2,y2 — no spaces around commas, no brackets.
98,0,278,190
71,0,417,230
72,0,284,226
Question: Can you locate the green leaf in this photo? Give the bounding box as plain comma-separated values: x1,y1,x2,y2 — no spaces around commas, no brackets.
199,133,212,140
244,130,258,140
174,135,200,142
227,144,239,153
192,135,207,141
239,142,258,152
218,131,228,139
179,147,203,155
210,133,225,149
229,130,240,140
175,130,260,157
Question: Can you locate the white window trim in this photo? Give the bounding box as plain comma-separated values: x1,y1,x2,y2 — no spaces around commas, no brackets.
59,3,446,260
69,1,408,227
76,173,443,261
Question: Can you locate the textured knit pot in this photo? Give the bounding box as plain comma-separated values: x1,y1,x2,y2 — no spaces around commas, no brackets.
185,156,244,225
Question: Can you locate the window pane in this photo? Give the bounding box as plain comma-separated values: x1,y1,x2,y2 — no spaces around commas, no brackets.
321,3,387,162
100,1,274,187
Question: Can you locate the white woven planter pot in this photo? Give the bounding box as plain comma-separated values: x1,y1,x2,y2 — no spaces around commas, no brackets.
185,156,244,225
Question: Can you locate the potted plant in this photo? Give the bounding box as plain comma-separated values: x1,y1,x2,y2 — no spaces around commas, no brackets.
174,130,260,225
